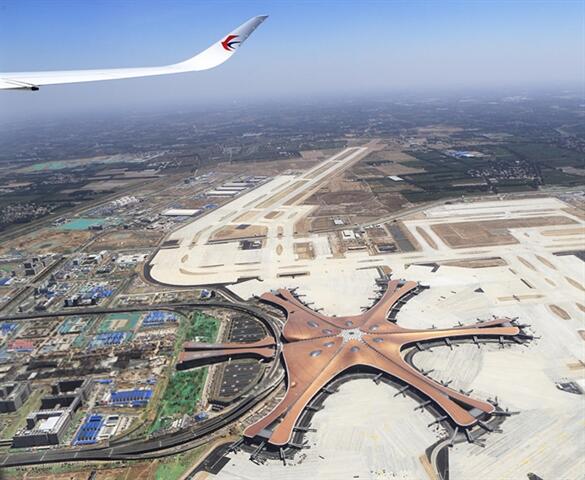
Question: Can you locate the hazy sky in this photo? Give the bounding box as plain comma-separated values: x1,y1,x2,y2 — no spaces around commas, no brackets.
0,0,583,121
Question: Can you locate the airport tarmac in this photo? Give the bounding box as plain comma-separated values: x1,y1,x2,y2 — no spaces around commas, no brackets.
149,148,584,317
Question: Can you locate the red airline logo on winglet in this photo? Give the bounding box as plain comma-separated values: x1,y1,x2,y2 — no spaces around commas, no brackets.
221,35,240,51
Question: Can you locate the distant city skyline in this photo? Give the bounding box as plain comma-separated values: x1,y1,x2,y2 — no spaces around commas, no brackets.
0,0,583,121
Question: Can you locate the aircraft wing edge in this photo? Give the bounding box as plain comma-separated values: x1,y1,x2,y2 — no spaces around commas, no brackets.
0,15,268,90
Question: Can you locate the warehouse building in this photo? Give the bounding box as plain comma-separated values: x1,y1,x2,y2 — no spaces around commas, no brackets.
107,388,153,408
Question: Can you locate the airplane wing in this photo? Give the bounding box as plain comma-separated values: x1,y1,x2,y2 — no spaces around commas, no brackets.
0,15,267,90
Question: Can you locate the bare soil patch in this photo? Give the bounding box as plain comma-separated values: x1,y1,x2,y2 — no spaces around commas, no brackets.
563,207,585,221
416,227,438,250
441,257,507,268
88,230,163,251
566,276,585,292
264,210,282,219
209,224,267,242
548,304,571,320
294,218,311,236
232,211,259,223
541,226,585,236
294,242,315,260
535,255,556,270
518,256,537,271
431,216,576,248
0,229,92,255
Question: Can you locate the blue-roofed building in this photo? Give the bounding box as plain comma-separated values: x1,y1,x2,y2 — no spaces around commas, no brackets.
95,378,113,385
88,332,128,350
0,322,18,337
72,414,104,445
109,389,152,408
141,311,177,329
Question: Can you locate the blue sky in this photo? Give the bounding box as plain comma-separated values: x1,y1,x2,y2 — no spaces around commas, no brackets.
0,0,583,120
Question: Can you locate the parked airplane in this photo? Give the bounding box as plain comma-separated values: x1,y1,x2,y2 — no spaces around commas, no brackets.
0,15,267,90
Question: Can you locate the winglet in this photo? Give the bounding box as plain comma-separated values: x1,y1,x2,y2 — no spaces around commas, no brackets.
174,15,268,71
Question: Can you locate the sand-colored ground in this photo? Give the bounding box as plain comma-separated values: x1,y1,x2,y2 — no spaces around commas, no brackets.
431,216,576,248
535,254,557,270
264,210,282,219
416,226,438,250
232,211,259,223
541,226,585,236
293,242,315,260
0,229,92,255
88,230,163,251
518,256,537,271
565,276,585,292
209,224,267,242
441,257,507,268
549,304,571,320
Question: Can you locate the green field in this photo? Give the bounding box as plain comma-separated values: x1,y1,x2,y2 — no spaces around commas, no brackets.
185,311,220,343
150,311,220,433
395,141,584,204
502,142,584,167
150,369,208,432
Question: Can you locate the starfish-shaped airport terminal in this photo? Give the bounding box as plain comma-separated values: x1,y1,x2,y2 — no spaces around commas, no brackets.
242,279,528,447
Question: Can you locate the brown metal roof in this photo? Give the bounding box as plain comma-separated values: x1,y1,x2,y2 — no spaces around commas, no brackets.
244,279,520,446
177,337,275,369
183,337,275,351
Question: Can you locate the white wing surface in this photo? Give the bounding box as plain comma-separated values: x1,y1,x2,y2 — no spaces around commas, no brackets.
0,15,267,90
